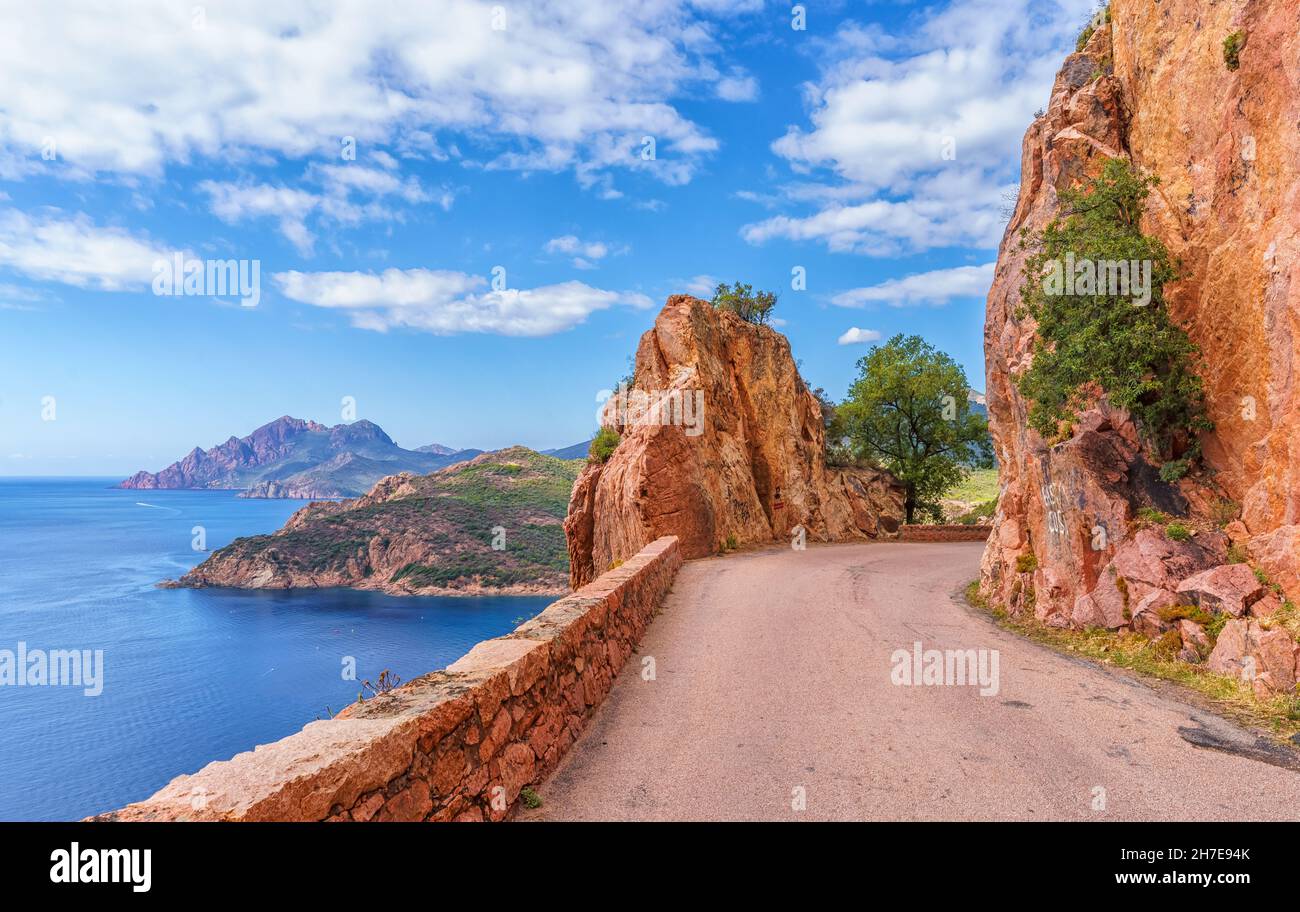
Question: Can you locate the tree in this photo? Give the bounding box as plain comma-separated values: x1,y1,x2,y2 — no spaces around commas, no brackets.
1016,157,1209,480
838,334,993,523
710,281,776,325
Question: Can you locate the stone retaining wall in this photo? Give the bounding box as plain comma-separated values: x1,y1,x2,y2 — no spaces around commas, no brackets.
900,524,992,542
95,536,683,822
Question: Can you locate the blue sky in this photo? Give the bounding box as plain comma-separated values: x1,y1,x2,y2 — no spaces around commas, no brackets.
0,0,1094,475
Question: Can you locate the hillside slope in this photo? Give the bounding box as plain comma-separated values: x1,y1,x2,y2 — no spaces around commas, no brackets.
176,447,581,595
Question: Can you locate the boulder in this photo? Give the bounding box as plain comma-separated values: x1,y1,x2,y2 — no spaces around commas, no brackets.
1177,619,1211,657
1206,619,1299,694
1176,565,1267,617
1131,589,1178,638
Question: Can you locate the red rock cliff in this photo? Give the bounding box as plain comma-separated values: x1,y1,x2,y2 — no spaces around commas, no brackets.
566,295,905,587
982,0,1300,623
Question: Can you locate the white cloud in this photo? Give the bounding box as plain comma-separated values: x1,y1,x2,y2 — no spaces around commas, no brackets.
832,262,995,308
543,235,627,269
716,70,759,102
683,274,719,297
0,209,173,291
744,0,1092,256
274,268,652,336
837,327,882,345
199,164,456,254
0,1,750,192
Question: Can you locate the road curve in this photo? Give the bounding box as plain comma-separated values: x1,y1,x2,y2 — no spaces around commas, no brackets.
521,541,1300,821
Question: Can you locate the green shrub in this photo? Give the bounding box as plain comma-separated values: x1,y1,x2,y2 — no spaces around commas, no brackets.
1136,506,1170,526
710,281,777,326
1210,498,1240,528
1165,522,1192,542
957,499,998,525
519,786,543,809
1223,30,1245,71
1016,553,1038,574
1157,603,1213,626
588,427,621,464
1075,23,1095,52
1226,543,1248,564
1017,158,1211,469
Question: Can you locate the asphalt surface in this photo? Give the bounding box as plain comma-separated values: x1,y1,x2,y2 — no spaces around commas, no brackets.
520,541,1300,821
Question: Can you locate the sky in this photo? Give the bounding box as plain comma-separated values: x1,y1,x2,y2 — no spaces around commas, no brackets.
0,0,1096,476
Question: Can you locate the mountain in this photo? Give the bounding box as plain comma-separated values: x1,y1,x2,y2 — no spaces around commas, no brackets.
173,447,583,595
416,443,478,457
980,3,1300,687
119,416,480,499
541,440,592,460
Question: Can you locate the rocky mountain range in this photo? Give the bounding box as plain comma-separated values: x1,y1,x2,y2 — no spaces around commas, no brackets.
119,416,483,499
173,446,581,595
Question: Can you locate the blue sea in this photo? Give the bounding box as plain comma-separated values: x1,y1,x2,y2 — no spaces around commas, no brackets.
0,478,551,821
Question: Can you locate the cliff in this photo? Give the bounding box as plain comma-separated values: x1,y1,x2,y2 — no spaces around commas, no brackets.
981,1,1300,686
565,295,905,588
121,415,479,499
175,447,580,595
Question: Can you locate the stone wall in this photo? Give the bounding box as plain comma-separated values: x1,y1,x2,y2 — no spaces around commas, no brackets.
900,525,992,543
95,536,682,822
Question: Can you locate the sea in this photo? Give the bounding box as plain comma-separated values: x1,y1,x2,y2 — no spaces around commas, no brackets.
0,478,550,821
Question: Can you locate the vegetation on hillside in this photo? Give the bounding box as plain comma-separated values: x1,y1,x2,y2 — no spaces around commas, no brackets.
1016,158,1210,480
1223,30,1245,70
588,427,621,463
836,334,993,524
202,447,581,592
709,281,776,326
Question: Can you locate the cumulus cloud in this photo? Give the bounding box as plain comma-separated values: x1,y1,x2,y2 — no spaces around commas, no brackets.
837,327,882,345
831,263,995,308
716,70,759,102
543,235,625,270
199,163,457,254
0,1,750,192
0,209,174,290
274,268,652,336
742,0,1092,256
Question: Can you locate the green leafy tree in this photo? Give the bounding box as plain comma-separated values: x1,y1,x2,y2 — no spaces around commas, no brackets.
710,281,776,325
838,335,993,523
1016,157,1210,480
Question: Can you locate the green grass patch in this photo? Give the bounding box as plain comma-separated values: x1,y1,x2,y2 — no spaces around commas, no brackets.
948,467,1000,503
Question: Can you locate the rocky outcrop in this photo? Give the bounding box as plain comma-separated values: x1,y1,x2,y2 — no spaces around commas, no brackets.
565,295,905,588
97,537,682,822
175,447,579,596
981,0,1300,665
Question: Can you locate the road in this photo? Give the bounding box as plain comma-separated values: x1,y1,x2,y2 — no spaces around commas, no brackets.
521,541,1300,821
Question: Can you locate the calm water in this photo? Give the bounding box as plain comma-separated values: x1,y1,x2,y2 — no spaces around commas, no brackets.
0,478,551,821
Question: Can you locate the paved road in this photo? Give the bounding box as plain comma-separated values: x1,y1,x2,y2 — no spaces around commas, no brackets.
521,541,1300,821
